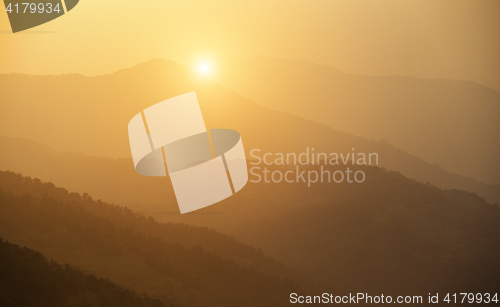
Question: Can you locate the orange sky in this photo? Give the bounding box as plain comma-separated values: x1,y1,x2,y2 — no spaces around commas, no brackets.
1,0,499,90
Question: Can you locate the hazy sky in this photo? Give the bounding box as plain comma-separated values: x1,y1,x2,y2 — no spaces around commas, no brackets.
1,0,499,90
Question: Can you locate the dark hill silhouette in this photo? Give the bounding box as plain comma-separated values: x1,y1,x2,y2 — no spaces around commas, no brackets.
227,166,500,296
0,60,498,204
0,238,170,307
0,171,303,307
1,166,499,301
0,169,299,281
213,56,500,185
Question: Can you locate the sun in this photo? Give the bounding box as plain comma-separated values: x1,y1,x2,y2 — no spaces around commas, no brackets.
197,62,211,76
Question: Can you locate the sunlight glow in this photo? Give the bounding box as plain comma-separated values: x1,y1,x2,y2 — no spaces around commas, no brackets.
198,62,211,76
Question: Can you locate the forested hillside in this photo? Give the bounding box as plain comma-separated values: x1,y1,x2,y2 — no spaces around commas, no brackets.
0,171,303,307
0,238,170,307
1,166,498,302
229,165,500,296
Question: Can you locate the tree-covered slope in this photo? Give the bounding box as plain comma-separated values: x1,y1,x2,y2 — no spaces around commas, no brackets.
0,238,170,307
0,172,302,307
229,165,500,296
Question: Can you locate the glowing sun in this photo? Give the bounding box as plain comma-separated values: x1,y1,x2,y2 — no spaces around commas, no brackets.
197,62,211,76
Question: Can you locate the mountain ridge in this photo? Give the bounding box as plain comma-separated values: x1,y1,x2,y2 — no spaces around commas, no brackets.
212,56,500,185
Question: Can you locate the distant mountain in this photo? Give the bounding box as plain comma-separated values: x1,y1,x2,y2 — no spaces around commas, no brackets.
213,56,500,185
0,60,498,204
1,135,499,226
0,238,170,307
0,171,304,307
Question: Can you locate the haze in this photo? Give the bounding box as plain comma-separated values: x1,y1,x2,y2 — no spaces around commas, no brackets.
1,0,500,90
